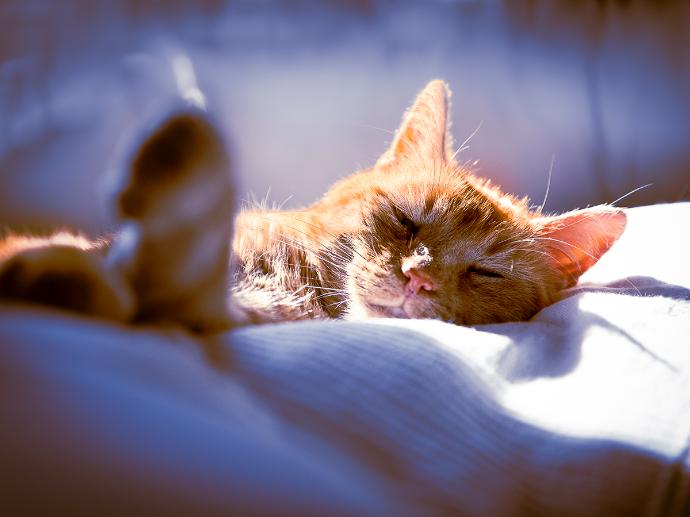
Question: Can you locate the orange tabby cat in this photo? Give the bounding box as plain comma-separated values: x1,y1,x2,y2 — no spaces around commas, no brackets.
0,80,626,330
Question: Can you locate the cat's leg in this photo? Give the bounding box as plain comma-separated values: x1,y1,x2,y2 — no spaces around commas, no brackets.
0,233,134,321
106,109,235,331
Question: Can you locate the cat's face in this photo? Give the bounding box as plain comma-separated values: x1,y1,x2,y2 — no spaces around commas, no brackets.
319,80,626,325
344,173,549,324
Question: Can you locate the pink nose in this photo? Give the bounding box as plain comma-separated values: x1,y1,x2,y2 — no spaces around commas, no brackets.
403,268,437,295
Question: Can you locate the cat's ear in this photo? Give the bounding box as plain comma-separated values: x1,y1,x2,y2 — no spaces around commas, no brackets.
375,79,454,169
533,206,626,287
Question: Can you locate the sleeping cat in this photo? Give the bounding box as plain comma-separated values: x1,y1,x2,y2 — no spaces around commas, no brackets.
0,80,626,330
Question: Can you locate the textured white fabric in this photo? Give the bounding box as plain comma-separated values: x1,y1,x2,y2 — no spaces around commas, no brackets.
1,203,689,515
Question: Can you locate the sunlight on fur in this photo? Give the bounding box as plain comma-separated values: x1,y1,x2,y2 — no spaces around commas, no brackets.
0,80,626,331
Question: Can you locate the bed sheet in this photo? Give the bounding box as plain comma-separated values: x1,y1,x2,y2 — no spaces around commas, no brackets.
1,203,689,515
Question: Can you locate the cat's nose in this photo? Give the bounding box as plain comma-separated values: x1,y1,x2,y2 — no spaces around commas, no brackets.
402,267,437,295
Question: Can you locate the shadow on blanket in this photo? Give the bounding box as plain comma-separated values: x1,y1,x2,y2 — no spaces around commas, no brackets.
490,276,689,382
562,275,690,301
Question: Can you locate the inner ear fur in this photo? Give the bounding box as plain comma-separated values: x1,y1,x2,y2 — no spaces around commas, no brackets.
375,79,455,169
533,206,627,286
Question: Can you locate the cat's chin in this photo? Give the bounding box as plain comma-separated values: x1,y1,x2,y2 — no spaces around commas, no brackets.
367,303,409,319
346,296,411,320
355,296,415,319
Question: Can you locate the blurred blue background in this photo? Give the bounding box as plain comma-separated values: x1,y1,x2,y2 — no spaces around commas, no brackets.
1,0,689,235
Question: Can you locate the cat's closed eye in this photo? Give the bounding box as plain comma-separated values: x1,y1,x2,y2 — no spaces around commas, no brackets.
466,265,505,279
397,213,419,238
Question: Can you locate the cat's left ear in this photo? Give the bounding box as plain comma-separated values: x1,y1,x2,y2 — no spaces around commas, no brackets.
533,206,627,287
376,79,454,169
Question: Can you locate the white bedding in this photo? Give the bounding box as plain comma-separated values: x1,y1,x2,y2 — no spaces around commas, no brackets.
1,203,689,515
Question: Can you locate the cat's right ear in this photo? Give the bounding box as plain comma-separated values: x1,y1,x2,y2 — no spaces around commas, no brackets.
375,80,454,169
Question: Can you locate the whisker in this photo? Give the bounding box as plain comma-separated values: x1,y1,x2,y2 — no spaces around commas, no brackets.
301,285,348,293
276,194,295,210
537,154,555,213
277,215,364,261
237,226,349,273
609,183,653,207
357,124,395,136
531,236,599,262
450,121,483,163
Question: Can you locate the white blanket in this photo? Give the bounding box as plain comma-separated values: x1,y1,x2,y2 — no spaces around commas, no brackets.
1,203,689,515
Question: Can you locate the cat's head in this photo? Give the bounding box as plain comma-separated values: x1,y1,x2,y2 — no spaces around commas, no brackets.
322,80,626,324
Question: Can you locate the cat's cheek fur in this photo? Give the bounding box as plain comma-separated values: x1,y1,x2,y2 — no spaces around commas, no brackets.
344,246,408,320
344,258,390,319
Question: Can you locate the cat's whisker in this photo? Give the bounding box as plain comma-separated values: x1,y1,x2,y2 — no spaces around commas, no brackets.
615,277,643,297
325,299,350,311
358,124,395,136
490,236,536,249
238,222,343,260
505,248,554,260
310,290,347,300
263,214,358,260
531,237,600,263
539,210,622,234
450,121,483,163
277,215,365,261
608,183,653,207
275,195,295,211
537,154,555,213
311,292,348,303
301,285,348,293
239,230,349,274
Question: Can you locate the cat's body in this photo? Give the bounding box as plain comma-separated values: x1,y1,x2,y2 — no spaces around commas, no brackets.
0,80,626,330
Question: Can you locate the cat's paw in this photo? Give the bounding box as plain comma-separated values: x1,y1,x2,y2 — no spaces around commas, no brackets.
107,109,235,330
0,245,134,322
115,110,233,222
